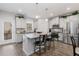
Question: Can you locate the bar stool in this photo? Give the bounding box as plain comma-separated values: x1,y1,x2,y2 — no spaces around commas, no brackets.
46,33,52,50
45,32,59,50
34,35,47,55
71,36,79,56
51,33,59,49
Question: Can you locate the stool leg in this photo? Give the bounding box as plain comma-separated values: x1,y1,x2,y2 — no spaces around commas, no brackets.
53,38,55,50
48,40,51,50
39,45,41,56
44,42,46,52
50,39,52,48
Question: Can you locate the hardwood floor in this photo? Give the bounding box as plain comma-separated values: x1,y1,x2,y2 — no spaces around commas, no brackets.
32,41,73,56
0,43,26,56
0,41,73,56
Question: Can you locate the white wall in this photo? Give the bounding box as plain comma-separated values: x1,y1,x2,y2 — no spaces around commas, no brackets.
0,11,16,45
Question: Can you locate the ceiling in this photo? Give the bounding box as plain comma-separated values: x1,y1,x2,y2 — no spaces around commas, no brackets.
0,3,79,19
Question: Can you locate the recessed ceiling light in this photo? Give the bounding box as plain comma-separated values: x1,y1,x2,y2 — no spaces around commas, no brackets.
67,7,70,10
45,19,48,21
35,15,40,18
18,9,22,13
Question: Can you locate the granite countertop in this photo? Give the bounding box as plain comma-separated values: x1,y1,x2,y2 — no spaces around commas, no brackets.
24,33,39,39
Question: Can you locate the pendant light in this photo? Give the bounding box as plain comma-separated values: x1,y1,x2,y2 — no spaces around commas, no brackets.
35,3,40,19
45,8,48,21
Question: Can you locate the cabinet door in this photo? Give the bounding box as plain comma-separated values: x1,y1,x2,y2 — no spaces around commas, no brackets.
21,20,25,28
16,19,21,28
16,34,23,42
16,18,25,28
26,23,32,32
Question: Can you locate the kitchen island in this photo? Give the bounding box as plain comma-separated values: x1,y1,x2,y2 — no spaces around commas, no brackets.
23,33,39,56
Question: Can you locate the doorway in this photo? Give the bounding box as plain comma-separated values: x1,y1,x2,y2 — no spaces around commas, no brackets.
4,22,12,40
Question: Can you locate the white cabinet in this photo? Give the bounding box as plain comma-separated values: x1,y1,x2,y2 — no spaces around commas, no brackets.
23,34,34,55
25,20,34,32
16,34,23,42
16,18,25,28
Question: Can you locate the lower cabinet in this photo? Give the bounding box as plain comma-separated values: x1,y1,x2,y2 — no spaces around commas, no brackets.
16,34,23,42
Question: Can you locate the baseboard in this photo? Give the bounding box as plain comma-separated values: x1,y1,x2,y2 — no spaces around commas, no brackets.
55,40,72,45
0,40,22,46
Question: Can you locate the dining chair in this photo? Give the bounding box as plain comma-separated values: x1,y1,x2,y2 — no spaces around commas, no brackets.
71,36,79,56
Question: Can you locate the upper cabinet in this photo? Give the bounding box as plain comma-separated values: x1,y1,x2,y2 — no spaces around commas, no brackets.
25,19,34,32
15,16,25,28
15,15,34,33
15,15,25,34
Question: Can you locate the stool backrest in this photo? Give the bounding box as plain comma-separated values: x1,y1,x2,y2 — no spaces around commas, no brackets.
71,36,76,49
39,35,47,43
51,33,59,38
